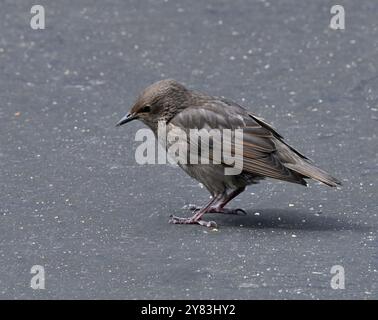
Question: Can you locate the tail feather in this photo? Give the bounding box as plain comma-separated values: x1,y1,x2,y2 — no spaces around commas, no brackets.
285,161,341,187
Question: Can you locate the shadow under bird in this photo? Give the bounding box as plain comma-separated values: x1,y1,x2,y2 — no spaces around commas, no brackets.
116,79,341,228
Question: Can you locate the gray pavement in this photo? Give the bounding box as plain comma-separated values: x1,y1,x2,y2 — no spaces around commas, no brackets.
0,0,377,299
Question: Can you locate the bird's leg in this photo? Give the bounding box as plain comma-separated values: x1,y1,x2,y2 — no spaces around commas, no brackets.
206,187,247,215
169,194,223,228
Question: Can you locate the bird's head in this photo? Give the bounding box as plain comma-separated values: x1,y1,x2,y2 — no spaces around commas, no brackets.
116,79,190,130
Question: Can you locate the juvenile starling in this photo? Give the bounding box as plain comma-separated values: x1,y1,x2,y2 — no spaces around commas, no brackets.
116,79,341,228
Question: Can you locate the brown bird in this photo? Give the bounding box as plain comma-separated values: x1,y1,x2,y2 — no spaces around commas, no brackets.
116,79,341,228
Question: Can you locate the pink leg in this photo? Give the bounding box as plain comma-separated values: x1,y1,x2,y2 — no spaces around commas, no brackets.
169,193,223,228
207,187,247,215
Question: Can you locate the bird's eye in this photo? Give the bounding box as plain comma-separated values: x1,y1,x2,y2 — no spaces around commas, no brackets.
141,105,151,113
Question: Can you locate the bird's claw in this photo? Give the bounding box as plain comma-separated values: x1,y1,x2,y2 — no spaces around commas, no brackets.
169,215,217,228
208,207,247,215
197,220,218,228
188,205,247,215
187,205,201,212
234,208,247,215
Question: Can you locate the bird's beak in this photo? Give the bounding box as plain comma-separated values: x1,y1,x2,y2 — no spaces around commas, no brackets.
116,113,138,127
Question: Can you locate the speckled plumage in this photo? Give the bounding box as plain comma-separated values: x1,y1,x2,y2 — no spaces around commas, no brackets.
117,79,341,228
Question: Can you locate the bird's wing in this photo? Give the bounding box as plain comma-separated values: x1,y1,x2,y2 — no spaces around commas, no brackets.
168,99,307,184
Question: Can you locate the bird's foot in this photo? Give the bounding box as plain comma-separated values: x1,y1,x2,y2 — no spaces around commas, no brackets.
188,205,246,215
207,207,247,215
169,215,217,228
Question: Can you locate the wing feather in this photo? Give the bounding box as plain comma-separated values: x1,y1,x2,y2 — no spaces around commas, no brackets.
169,100,306,184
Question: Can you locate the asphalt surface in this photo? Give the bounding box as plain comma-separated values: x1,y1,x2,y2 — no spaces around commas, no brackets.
0,0,377,299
